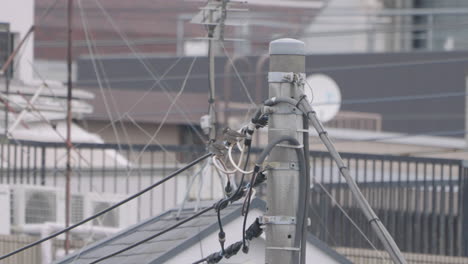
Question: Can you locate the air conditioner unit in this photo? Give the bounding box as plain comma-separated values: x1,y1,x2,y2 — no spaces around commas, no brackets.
84,192,138,230
10,185,137,231
10,185,85,228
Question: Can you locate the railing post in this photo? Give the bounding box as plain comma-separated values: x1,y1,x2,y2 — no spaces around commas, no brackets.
40,146,46,185
462,161,468,256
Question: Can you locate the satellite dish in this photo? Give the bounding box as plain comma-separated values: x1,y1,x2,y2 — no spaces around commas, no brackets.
304,74,341,123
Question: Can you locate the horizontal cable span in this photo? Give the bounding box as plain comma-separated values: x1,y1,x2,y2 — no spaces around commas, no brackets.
90,205,215,264
0,153,212,261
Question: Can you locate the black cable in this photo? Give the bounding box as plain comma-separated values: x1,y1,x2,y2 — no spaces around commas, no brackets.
192,218,263,264
0,153,213,261
301,116,310,264
241,167,260,252
252,135,308,261
216,143,252,253
90,205,215,264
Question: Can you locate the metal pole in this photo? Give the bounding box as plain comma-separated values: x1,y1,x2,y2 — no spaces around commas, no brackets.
3,23,11,138
466,73,468,149
205,0,218,143
208,36,217,142
265,38,305,264
64,0,73,254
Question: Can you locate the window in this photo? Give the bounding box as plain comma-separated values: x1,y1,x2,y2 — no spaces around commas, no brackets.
0,23,13,78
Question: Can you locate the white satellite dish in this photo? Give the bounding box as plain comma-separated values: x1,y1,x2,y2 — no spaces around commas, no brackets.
304,74,341,123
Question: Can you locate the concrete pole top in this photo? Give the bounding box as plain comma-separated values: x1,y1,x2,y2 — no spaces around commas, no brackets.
269,38,305,55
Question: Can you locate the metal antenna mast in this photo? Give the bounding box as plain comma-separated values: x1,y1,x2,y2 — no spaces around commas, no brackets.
64,0,74,254
174,0,247,217
191,0,246,143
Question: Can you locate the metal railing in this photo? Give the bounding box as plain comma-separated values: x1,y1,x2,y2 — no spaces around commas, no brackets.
308,151,468,263
1,140,467,262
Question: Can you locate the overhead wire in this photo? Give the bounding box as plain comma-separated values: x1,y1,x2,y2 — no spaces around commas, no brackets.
0,152,212,261
78,0,126,154
89,205,215,264
312,179,389,262
88,140,251,264
93,0,206,143
220,42,257,106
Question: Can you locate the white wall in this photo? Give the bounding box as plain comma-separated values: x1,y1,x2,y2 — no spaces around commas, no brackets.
167,209,343,264
0,0,35,82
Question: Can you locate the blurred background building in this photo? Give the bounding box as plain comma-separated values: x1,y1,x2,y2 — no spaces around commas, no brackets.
2,0,468,263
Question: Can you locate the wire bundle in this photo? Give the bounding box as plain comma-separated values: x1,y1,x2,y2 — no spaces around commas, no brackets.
192,218,263,264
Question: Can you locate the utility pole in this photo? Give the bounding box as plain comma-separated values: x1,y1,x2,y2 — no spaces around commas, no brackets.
64,0,73,254
265,38,306,264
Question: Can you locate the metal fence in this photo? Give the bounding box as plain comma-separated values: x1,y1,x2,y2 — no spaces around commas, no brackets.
308,151,468,263
1,139,468,263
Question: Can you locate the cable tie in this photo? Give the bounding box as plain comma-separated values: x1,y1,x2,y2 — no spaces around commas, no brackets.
368,218,381,224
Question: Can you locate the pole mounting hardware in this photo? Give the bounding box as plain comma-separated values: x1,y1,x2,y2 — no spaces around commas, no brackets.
259,215,296,225
268,72,306,84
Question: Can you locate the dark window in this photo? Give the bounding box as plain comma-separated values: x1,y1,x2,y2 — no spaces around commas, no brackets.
0,23,13,78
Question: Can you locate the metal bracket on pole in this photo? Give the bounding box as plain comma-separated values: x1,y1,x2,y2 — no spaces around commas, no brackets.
260,215,296,225
264,161,300,171
266,246,301,252
268,72,306,84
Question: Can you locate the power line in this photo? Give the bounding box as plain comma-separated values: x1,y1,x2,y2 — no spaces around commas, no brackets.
0,152,212,261
75,52,468,85
89,205,215,264
93,0,206,143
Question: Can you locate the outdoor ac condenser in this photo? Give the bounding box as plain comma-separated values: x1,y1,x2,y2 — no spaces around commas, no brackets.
10,185,137,231
84,192,138,230
10,185,85,228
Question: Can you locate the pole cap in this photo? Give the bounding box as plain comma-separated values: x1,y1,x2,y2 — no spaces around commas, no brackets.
269,38,305,55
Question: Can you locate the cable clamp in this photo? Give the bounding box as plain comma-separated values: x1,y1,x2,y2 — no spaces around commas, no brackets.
268,72,306,84
368,217,381,224
264,162,299,171
276,143,303,149
266,246,301,251
259,215,296,225
268,128,306,133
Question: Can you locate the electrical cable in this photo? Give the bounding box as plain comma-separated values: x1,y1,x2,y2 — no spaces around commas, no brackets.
241,169,259,252
91,145,251,264
212,156,238,174
215,143,252,254
90,205,215,264
228,144,254,174
243,136,307,259
192,218,264,264
93,0,206,143
300,114,310,264
0,153,212,261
